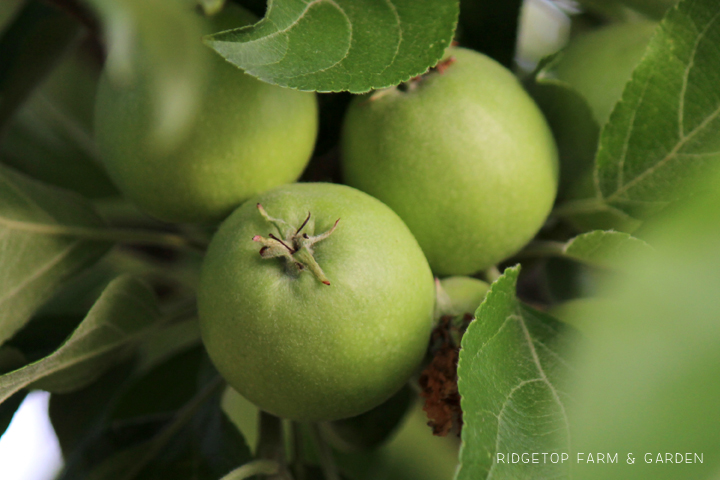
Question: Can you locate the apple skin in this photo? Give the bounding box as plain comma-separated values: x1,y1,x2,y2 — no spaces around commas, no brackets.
341,47,558,276
554,21,657,126
440,276,490,316
198,183,435,421
94,9,318,224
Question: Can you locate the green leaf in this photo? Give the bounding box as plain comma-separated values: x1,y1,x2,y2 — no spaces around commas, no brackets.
0,45,118,199
562,230,652,269
0,0,25,33
111,347,207,421
0,164,111,346
135,317,202,374
83,0,207,148
456,266,575,480
0,0,82,130
62,377,252,480
0,275,161,405
206,0,459,93
531,55,601,199
596,0,720,218
49,360,136,457
59,415,169,480
567,171,720,479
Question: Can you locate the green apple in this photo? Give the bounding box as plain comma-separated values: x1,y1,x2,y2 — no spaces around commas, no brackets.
554,21,657,126
198,183,435,421
94,6,318,224
341,47,558,276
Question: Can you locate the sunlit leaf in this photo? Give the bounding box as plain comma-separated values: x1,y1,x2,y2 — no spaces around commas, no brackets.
596,0,720,217
456,266,576,480
206,0,459,92
0,276,161,405
0,165,110,346
562,230,652,269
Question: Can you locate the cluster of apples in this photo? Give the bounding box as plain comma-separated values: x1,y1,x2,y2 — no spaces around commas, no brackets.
93,4,651,422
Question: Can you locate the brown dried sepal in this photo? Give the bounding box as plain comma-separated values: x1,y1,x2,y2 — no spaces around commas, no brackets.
419,313,473,436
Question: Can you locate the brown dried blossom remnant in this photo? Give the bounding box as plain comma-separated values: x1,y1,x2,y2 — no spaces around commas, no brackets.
406,56,457,85
419,313,473,437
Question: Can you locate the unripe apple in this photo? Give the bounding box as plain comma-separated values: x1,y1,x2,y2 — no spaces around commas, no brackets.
94,6,318,224
342,47,558,276
554,21,657,126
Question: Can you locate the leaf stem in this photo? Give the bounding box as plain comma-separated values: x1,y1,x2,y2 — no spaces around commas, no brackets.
0,217,207,253
308,423,340,480
220,460,281,480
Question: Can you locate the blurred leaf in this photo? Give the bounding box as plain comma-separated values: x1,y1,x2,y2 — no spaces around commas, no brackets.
568,175,720,479
0,0,25,33
84,0,207,148
135,318,201,373
206,0,459,93
456,266,576,480
620,0,679,19
111,347,206,421
59,415,170,480
50,359,136,457
0,45,118,198
543,257,600,304
562,230,652,269
458,0,522,68
531,55,600,199
0,275,161,405
0,0,82,130
0,164,111,346
596,0,720,218
61,376,252,480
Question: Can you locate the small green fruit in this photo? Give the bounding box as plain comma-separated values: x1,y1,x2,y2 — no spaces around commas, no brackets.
341,47,558,276
198,183,435,421
439,276,490,316
94,9,318,223
554,21,657,126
